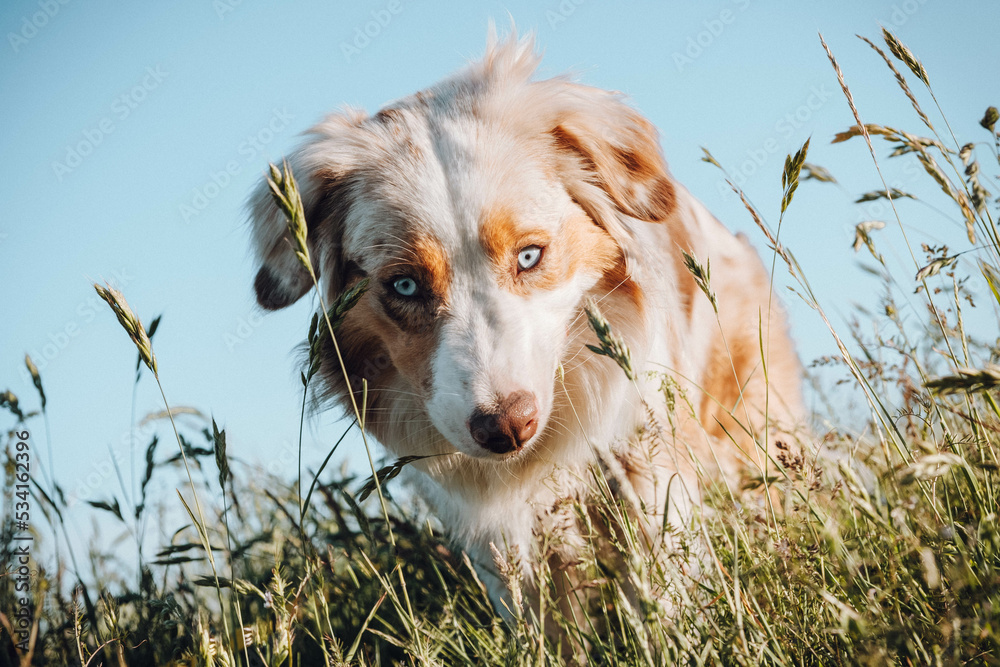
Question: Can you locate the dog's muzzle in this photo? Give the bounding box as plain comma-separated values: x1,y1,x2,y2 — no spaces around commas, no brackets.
468,390,539,454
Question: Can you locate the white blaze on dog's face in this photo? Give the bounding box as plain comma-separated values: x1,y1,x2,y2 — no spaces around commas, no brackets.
342,113,621,459
247,36,676,462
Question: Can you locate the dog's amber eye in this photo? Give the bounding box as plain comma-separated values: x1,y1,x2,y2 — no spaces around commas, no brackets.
391,276,419,297
517,245,543,272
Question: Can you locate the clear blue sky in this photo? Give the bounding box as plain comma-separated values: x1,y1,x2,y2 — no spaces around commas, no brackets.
2,1,997,560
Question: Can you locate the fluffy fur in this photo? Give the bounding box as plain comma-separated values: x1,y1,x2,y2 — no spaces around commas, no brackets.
247,31,803,611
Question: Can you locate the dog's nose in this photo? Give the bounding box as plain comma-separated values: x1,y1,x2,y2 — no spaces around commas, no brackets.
468,391,539,454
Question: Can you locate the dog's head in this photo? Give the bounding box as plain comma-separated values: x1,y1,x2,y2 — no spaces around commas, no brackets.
247,34,676,462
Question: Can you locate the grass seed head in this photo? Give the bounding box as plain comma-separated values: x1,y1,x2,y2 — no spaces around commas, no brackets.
682,249,718,313
212,418,230,490
357,454,431,502
24,354,45,410
305,312,322,385
0,389,25,421
881,28,929,86
729,182,795,274
305,278,371,384
925,365,1000,394
915,255,958,282
700,147,722,169
859,34,931,128
855,188,916,204
93,282,158,375
821,33,876,160
584,299,636,381
781,138,810,214
980,106,999,133
489,542,524,614
325,277,370,333
852,220,886,261
801,162,837,183
267,159,313,277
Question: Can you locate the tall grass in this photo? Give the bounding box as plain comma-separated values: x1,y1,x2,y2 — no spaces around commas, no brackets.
3,31,999,665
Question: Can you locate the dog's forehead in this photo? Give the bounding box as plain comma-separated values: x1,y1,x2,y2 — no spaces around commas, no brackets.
343,104,564,265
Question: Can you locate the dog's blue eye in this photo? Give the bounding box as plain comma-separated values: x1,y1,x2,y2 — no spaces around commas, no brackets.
517,245,543,271
392,277,419,297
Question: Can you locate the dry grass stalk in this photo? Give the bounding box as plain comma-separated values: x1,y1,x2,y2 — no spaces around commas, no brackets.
93,282,158,375
858,34,931,128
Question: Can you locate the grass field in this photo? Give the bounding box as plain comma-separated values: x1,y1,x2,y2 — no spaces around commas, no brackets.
3,31,1000,666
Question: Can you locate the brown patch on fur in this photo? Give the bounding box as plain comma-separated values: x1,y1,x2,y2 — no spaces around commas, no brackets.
378,313,441,396
376,232,450,332
556,213,620,292
479,207,550,293
612,147,642,173
479,207,522,266
612,145,675,212
596,253,643,312
322,278,441,436
373,108,402,124
550,125,595,172
698,329,751,446
480,208,621,297
410,235,450,298
332,232,450,404
694,247,800,472
549,117,676,223
664,208,698,322
320,301,396,410
372,108,424,160
646,177,677,220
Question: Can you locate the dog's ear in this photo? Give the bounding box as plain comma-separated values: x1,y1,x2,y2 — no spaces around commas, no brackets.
247,111,365,310
546,86,676,226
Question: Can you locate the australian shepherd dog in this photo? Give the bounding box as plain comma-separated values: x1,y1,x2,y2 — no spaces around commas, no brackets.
248,31,803,616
